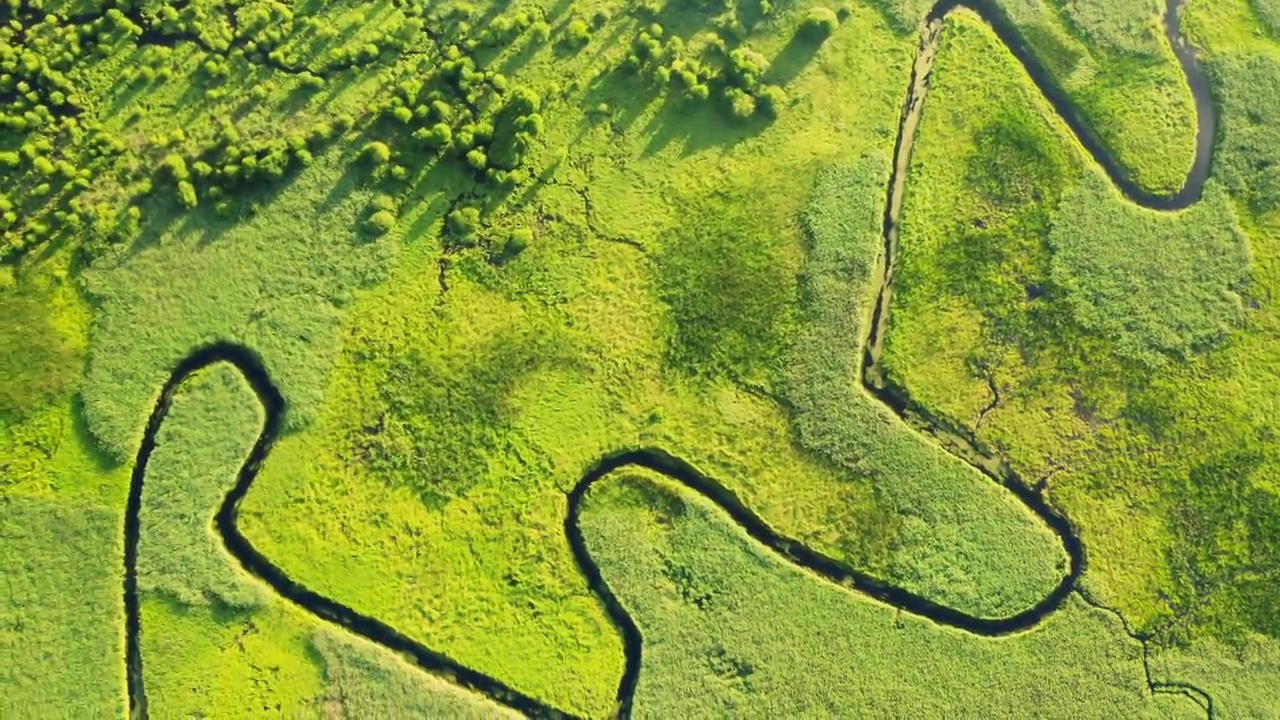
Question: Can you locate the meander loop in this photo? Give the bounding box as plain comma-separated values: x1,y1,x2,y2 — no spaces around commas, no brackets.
124,343,1079,720
121,0,1215,716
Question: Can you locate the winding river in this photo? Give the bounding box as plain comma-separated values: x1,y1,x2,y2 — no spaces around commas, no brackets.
118,0,1217,717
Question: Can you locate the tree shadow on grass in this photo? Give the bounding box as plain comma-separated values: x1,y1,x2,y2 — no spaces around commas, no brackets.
764,32,825,87
641,95,771,157
70,392,122,473
402,160,476,246
578,65,662,141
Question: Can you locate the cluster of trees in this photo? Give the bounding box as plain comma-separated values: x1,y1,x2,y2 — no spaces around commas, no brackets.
147,115,352,213
622,25,786,120
366,32,546,188
0,2,175,260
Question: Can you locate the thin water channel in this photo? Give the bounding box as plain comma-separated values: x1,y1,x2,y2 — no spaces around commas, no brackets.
119,0,1216,716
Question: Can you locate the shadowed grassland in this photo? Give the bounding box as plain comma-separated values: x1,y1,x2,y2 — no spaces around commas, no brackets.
2,250,128,508
135,362,517,716
880,5,1280,716
579,468,1201,717
0,496,122,717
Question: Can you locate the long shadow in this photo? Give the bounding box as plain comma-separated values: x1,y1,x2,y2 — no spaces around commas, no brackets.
118,0,1220,717
764,33,825,88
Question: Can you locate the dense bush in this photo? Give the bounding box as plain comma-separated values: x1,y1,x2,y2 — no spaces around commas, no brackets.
800,7,840,40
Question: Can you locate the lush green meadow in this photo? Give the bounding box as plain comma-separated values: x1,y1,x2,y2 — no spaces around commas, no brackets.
581,467,1201,718
1,496,122,716
1,0,1276,715
137,363,513,715
880,3,1280,715
873,0,1197,193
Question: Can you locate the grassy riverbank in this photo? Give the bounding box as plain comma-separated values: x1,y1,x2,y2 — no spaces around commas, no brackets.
872,0,1197,194
880,5,1280,715
580,467,1198,717
1,0,1271,714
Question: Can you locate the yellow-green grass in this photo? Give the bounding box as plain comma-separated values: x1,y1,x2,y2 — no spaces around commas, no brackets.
232,12,1078,715
136,362,515,717
879,4,1280,711
79,144,398,463
580,468,1201,718
871,0,1197,194
1,496,123,717
0,0,1268,715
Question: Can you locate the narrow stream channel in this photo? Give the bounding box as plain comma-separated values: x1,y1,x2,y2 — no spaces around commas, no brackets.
118,0,1217,717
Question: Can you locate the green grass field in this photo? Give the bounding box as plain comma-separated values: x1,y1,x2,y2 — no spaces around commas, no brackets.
581,467,1201,717
2,0,1277,715
880,3,1280,715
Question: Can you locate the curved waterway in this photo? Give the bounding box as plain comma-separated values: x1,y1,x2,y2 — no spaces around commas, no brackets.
120,0,1217,717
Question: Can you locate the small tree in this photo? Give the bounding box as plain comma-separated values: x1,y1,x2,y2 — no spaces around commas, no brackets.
363,141,392,164
367,209,396,235
755,85,787,118
800,7,839,41
447,206,481,246
177,180,198,208
504,227,533,257
564,19,590,48
728,88,757,120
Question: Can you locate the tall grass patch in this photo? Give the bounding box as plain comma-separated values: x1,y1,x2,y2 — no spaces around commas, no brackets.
1048,179,1251,366
580,468,1194,717
1,497,122,717
786,155,1068,618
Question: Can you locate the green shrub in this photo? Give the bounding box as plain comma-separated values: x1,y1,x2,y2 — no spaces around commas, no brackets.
362,141,392,164
177,180,198,208
800,7,839,40
367,209,397,235
504,227,533,257
564,18,591,48
446,206,481,244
